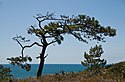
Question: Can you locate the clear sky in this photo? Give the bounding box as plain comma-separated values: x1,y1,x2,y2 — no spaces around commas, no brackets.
0,0,125,64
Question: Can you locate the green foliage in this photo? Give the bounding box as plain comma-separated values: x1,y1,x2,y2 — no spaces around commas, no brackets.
7,56,32,71
81,45,106,72
27,13,116,45
0,64,13,80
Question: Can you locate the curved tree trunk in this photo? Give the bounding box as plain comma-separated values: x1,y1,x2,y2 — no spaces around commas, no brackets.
37,45,47,78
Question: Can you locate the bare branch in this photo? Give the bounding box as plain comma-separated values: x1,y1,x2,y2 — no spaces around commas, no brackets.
44,54,48,59
45,35,54,38
36,56,40,59
13,36,42,57
38,20,44,30
23,42,43,48
47,40,57,45
21,42,43,57
34,12,65,31
13,37,23,48
36,54,48,59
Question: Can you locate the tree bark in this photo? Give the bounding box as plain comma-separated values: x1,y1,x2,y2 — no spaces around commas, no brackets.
37,45,47,78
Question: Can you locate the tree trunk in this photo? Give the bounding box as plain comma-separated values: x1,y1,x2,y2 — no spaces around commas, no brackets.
37,45,47,78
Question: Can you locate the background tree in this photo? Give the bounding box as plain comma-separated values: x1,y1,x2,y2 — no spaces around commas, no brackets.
7,12,116,78
81,45,106,72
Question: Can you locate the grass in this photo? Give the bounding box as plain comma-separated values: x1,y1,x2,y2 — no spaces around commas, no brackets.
0,71,118,82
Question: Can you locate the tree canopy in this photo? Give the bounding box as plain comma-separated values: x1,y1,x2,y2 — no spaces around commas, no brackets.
7,12,116,77
28,13,116,44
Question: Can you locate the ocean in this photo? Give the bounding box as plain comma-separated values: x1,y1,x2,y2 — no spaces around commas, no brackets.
3,64,86,79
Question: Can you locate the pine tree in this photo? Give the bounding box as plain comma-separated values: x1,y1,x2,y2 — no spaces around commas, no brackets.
7,12,115,77
81,45,106,72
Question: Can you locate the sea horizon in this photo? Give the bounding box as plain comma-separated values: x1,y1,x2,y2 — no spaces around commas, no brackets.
3,64,86,79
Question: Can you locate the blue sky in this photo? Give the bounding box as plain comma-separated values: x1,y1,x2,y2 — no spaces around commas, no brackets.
0,0,125,64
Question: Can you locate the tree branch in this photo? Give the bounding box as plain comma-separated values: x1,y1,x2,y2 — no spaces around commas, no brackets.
44,54,48,59
13,37,23,48
34,13,65,31
45,35,55,38
36,54,48,59
13,36,42,57
21,42,43,57
47,40,57,45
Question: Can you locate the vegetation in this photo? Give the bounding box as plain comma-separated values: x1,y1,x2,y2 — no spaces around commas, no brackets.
81,45,106,73
104,61,125,81
0,64,13,80
7,56,32,71
7,12,116,78
2,61,125,82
